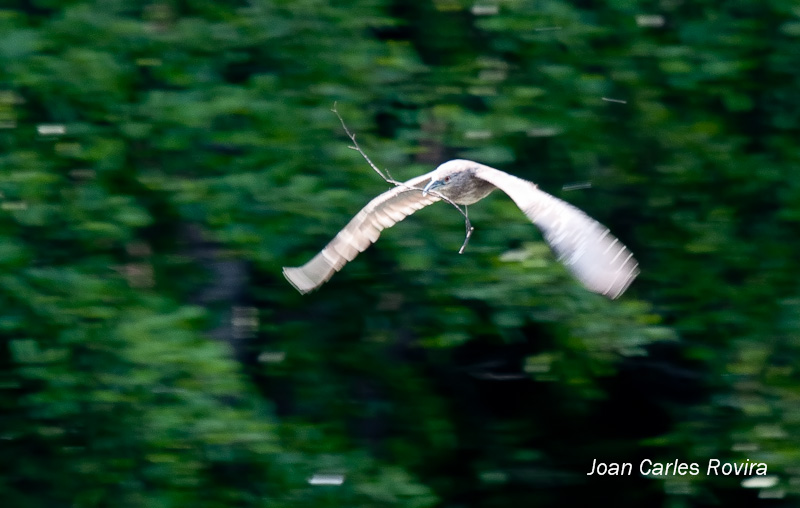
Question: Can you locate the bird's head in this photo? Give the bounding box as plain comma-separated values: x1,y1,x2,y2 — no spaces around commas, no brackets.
422,159,476,197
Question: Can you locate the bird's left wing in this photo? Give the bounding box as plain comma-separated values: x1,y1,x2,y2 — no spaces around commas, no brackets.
474,165,638,298
283,173,440,294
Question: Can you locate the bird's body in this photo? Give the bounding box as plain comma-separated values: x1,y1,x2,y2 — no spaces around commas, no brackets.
426,161,498,204
283,159,639,298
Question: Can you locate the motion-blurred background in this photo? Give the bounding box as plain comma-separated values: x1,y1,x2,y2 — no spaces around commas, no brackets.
2,1,799,506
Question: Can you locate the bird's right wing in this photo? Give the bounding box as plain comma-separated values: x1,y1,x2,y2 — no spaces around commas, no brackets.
283,173,441,294
474,165,638,298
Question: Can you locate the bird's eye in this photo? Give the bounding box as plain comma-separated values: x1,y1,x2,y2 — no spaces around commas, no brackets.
444,176,451,183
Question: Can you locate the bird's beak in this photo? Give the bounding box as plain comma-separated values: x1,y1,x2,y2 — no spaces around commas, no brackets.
422,180,443,197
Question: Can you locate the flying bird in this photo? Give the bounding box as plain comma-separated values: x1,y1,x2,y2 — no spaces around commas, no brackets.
283,159,638,298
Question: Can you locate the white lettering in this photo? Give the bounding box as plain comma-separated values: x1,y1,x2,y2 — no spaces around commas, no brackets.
587,461,634,475
707,459,768,476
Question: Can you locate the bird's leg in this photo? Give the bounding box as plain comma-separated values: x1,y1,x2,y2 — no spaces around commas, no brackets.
458,205,474,254
331,103,475,254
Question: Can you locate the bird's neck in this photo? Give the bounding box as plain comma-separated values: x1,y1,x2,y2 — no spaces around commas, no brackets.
450,178,496,205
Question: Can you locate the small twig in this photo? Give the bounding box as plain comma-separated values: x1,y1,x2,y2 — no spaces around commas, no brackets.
331,103,475,254
459,206,473,254
332,102,397,183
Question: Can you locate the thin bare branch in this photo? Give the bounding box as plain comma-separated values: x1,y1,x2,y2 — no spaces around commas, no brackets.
331,103,474,254
459,205,474,254
331,102,395,183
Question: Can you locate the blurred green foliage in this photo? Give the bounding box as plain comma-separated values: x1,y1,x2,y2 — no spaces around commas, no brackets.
1,0,799,506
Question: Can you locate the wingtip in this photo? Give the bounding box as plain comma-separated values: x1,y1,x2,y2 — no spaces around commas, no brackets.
605,263,639,299
282,266,313,295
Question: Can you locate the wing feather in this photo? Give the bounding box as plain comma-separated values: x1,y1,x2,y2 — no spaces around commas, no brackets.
474,166,638,298
283,173,440,294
